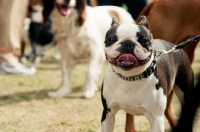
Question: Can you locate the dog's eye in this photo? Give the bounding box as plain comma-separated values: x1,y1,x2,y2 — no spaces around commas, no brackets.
108,38,116,43
140,38,148,44
105,37,117,47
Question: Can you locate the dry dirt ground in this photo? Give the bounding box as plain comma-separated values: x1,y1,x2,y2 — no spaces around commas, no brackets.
0,46,200,132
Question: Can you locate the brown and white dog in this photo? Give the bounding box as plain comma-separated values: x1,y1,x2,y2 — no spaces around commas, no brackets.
42,0,134,98
101,16,193,132
126,0,200,131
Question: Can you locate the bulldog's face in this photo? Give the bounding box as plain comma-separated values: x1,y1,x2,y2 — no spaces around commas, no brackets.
105,16,153,71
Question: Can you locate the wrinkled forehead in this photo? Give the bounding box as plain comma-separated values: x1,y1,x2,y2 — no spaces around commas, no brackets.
106,24,148,40
117,24,140,39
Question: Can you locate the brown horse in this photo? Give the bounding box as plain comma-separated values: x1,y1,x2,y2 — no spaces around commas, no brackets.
126,0,200,131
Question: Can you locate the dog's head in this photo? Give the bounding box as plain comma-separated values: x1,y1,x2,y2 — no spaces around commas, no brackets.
105,16,153,72
28,0,44,22
42,0,86,26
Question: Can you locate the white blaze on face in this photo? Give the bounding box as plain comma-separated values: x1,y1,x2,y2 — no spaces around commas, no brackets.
69,0,76,6
116,24,151,60
56,0,76,6
56,0,65,4
117,24,140,42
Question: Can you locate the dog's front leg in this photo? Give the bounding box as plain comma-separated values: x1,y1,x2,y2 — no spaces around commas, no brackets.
82,50,104,98
101,109,116,132
146,115,165,132
101,85,117,132
48,59,75,97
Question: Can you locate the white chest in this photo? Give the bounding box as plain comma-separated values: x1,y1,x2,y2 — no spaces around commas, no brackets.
103,68,167,116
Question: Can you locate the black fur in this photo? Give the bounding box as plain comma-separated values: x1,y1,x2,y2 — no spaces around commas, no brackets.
29,19,54,47
28,18,54,57
137,26,152,51
42,0,55,24
75,0,86,26
101,83,111,122
104,25,118,47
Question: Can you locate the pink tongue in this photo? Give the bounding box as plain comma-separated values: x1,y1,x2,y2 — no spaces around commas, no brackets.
59,5,69,16
117,54,138,64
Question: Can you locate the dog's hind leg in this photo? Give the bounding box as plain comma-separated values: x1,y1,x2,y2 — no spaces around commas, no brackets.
164,90,177,129
165,84,186,129
173,75,200,132
173,85,184,105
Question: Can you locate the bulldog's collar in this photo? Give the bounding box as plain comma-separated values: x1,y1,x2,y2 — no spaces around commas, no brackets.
112,59,156,81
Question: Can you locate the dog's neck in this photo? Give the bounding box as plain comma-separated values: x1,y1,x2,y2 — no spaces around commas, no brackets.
112,59,156,81
111,54,156,80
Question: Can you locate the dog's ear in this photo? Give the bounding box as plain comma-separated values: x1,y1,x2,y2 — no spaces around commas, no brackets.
137,15,149,29
42,0,55,24
111,16,119,27
75,0,86,26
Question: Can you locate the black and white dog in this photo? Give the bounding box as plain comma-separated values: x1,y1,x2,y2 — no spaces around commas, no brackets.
101,16,194,132
21,4,58,67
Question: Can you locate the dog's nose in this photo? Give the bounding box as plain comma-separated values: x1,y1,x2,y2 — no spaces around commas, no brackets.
122,40,134,51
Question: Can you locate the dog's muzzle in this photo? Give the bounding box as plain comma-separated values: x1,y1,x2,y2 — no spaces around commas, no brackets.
106,40,152,70
121,40,134,52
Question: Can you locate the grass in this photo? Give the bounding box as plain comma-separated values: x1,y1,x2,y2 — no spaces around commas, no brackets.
0,46,200,132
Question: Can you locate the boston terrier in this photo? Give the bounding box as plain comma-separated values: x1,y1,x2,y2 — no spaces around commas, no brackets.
101,16,194,132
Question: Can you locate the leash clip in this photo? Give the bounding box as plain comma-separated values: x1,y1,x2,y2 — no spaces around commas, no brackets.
155,49,173,57
172,46,180,52
155,46,179,57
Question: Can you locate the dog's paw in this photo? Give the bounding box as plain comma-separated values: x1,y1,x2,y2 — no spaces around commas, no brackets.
82,90,95,99
82,83,99,98
82,83,98,98
54,53,61,60
48,89,71,98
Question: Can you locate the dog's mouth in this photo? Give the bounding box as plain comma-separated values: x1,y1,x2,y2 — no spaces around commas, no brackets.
106,53,151,70
56,3,71,16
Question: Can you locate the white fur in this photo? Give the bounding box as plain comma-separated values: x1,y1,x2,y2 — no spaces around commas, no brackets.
102,55,167,132
48,5,134,98
31,4,43,22
56,0,76,7
56,0,76,6
117,24,139,41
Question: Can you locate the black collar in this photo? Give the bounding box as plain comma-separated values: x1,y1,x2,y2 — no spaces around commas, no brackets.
112,59,156,81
